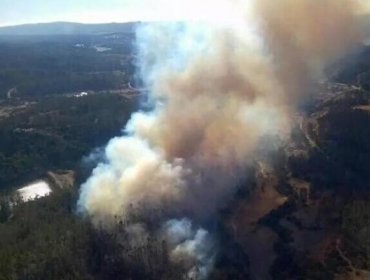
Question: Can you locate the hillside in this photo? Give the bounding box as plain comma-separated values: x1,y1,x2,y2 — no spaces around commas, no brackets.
1,76,369,280
0,31,136,99
0,22,137,36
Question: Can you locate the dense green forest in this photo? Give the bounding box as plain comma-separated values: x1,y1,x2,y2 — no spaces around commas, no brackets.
0,94,136,190
0,32,137,190
0,33,135,98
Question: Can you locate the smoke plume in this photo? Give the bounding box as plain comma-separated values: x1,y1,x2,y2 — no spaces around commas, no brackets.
78,0,361,278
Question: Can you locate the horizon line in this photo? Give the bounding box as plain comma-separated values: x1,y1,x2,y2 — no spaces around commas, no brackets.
0,20,144,28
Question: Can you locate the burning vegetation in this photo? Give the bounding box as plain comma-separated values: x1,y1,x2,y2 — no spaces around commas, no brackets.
77,0,364,279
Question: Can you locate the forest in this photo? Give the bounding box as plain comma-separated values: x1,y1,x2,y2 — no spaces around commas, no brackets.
0,32,135,98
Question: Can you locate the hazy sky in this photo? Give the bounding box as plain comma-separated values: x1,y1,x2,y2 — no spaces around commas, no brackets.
2,0,370,27
0,0,242,27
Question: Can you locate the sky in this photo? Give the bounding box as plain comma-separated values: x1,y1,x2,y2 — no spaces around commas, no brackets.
1,0,370,27
0,0,247,27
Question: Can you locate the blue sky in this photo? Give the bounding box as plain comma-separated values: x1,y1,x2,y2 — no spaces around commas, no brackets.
0,0,238,27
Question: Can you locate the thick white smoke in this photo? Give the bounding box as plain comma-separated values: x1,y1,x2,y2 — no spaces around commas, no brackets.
78,0,362,278
162,219,215,279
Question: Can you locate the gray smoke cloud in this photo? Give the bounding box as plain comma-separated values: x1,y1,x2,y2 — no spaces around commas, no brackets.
78,0,362,278
162,219,215,279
